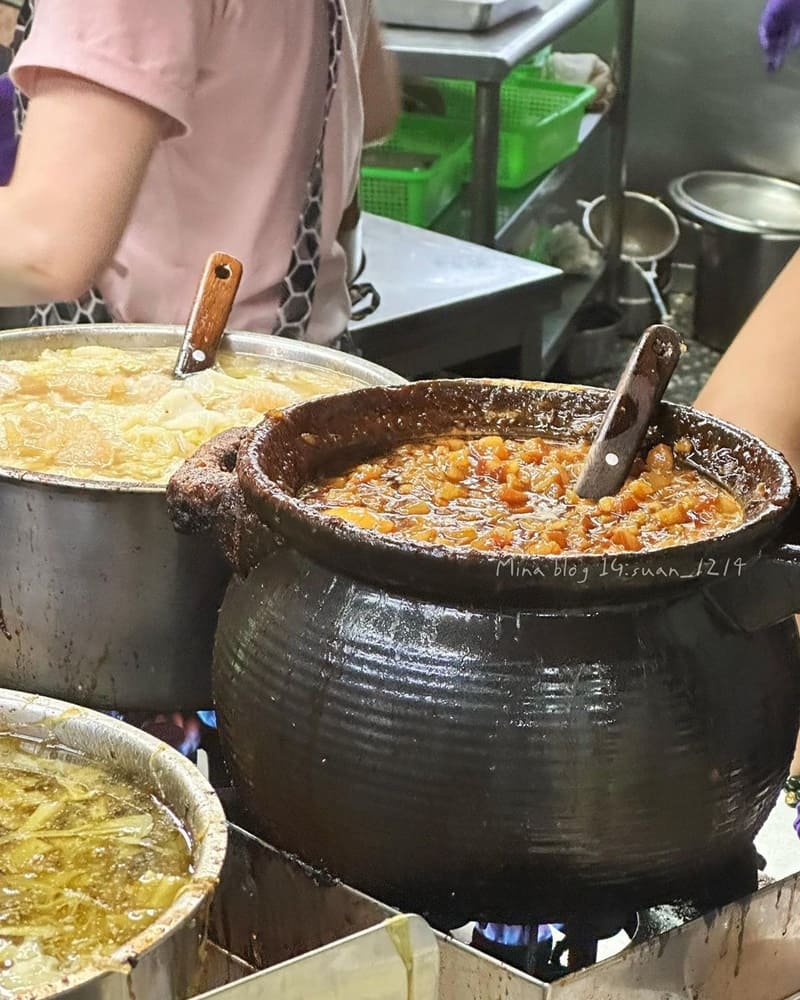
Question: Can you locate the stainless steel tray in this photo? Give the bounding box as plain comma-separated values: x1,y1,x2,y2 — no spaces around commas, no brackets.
375,0,543,32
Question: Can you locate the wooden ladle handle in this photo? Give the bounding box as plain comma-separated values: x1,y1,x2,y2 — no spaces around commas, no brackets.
575,324,684,500
174,251,243,379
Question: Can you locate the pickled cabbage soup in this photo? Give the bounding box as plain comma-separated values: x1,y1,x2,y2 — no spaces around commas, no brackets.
0,733,192,997
0,345,363,484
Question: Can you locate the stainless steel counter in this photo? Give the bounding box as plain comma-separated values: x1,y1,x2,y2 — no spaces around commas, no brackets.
198,818,800,999
351,213,561,378
383,0,610,81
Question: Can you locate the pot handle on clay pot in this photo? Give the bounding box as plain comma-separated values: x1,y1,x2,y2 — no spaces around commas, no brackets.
705,508,800,632
166,428,273,577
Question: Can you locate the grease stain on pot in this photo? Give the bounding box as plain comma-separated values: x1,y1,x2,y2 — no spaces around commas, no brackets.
0,596,11,640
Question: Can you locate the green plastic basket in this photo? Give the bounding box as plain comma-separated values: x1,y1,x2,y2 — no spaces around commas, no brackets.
519,45,553,77
360,114,471,227
430,74,595,189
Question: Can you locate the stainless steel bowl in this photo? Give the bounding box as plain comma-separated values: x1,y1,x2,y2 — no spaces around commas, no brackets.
0,686,228,999
581,192,680,263
558,303,623,377
0,325,405,711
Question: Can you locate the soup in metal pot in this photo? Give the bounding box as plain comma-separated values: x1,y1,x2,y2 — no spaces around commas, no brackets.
0,346,362,484
0,733,192,997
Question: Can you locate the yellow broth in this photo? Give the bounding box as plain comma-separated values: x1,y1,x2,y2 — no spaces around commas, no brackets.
0,346,362,484
0,734,192,996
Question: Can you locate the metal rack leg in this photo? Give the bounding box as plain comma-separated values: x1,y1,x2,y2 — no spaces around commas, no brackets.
604,0,636,306
470,81,502,247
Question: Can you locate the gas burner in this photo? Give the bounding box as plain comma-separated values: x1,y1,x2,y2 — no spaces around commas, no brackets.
470,913,636,979
462,846,766,978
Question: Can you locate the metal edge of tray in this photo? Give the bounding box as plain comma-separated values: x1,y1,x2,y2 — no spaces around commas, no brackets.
383,0,610,81
375,0,541,33
186,823,800,999
196,917,440,1000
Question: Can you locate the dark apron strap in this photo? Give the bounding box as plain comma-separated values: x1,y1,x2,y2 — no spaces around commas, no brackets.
271,0,345,340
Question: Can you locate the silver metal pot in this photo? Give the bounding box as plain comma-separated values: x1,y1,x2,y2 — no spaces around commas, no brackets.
558,303,623,377
0,325,404,712
668,171,800,352
0,686,228,999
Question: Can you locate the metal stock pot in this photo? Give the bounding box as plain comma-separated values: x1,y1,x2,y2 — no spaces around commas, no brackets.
0,686,228,999
169,379,800,926
0,324,403,712
668,171,800,352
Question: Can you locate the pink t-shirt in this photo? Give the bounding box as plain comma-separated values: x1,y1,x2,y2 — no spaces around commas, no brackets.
11,0,370,344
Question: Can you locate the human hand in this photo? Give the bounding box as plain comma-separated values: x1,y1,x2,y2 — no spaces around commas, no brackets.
759,0,800,72
548,53,616,111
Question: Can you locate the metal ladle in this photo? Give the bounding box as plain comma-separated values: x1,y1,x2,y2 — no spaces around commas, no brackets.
631,258,671,324
174,251,243,378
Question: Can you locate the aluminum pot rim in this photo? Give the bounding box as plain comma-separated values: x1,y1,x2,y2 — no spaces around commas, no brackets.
668,170,800,237
234,378,796,604
0,686,228,999
0,323,405,494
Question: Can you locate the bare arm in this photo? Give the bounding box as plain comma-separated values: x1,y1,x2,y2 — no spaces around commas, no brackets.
695,249,800,474
0,3,17,46
0,69,163,305
360,9,400,144
696,251,800,778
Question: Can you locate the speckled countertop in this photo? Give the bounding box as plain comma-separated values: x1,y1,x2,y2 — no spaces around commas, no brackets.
578,336,722,407
567,293,723,407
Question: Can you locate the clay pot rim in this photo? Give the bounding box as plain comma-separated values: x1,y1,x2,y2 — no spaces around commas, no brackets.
235,379,795,601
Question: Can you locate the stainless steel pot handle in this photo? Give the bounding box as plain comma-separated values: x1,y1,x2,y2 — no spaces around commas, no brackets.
167,428,273,577
705,508,800,631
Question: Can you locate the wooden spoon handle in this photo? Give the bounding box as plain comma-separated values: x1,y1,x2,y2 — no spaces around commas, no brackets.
174,251,243,378
575,324,684,500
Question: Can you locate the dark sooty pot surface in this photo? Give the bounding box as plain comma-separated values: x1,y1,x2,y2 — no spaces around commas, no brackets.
207,380,800,923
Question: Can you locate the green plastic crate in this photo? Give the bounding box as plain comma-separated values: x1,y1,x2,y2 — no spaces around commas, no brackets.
430,75,595,189
360,114,471,227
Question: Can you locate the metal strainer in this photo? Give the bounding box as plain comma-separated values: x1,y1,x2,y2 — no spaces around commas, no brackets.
579,192,680,323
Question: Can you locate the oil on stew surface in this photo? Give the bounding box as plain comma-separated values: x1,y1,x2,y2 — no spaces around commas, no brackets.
0,734,192,997
301,436,744,555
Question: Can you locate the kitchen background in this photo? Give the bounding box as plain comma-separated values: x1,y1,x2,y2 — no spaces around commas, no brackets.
565,0,800,193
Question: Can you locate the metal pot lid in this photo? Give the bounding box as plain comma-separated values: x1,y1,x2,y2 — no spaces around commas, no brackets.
668,171,800,235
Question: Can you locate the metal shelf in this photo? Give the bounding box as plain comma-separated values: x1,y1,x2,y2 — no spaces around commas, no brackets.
496,110,606,249
431,109,606,246
379,0,634,375
384,0,612,82
383,0,626,249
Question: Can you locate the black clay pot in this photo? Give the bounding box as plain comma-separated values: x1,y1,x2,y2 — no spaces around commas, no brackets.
168,380,800,925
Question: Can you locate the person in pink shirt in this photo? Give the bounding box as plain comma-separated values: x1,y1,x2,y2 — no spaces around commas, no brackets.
0,0,399,346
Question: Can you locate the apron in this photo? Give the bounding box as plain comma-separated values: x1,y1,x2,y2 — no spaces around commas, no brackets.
9,0,376,346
